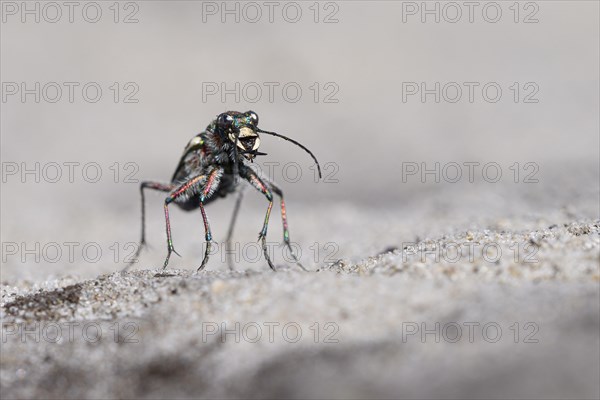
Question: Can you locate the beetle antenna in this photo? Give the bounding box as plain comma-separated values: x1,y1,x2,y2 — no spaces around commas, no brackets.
257,129,322,179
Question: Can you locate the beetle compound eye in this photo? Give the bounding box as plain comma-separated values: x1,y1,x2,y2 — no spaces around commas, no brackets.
217,113,233,127
248,111,259,126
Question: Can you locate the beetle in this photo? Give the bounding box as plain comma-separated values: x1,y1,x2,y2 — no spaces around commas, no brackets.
126,110,322,272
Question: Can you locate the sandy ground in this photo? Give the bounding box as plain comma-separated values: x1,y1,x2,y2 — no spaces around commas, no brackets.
2,181,599,399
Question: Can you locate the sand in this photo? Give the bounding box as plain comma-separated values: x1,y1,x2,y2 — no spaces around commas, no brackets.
2,205,598,398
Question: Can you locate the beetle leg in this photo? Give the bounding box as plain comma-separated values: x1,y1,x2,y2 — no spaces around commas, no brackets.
197,168,224,271
225,184,247,271
268,181,307,271
240,167,277,271
124,181,175,271
162,173,211,269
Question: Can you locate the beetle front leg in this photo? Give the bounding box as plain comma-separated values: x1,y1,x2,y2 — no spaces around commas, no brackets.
197,168,224,271
241,167,276,271
162,174,208,269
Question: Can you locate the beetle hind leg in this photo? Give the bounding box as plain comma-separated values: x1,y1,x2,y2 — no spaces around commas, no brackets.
124,181,175,271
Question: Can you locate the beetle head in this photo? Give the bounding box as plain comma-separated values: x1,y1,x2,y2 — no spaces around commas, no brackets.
215,110,262,161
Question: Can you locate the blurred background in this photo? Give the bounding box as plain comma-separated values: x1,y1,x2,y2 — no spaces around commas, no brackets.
2,3,599,399
1,1,598,280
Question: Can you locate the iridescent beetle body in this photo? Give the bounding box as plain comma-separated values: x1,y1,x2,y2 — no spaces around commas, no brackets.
127,111,322,271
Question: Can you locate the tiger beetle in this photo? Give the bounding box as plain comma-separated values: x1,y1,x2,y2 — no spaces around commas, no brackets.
125,111,322,272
